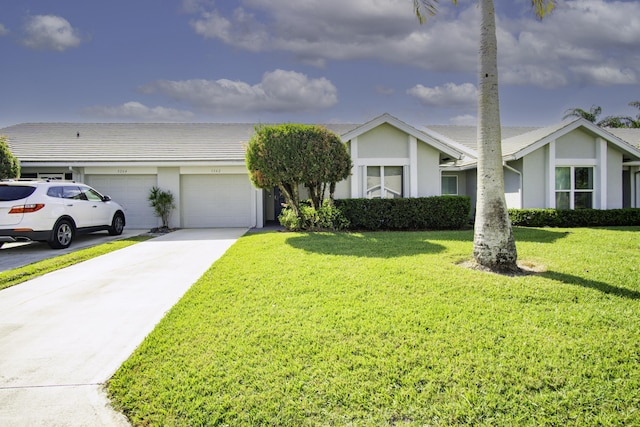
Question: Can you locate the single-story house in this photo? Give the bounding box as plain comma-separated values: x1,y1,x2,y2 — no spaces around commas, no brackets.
2,113,640,229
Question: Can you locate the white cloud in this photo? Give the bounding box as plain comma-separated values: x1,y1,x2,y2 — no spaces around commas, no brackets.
408,83,477,108
83,102,195,122
188,0,478,72
186,0,640,88
500,0,640,87
0,23,9,36
139,69,338,113
21,15,83,51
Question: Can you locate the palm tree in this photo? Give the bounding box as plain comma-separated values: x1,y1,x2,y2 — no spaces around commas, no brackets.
562,105,602,123
597,115,633,128
414,0,555,273
629,101,640,128
564,102,640,128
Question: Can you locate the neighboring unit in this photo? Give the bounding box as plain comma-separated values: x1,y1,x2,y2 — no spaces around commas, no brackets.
2,113,640,230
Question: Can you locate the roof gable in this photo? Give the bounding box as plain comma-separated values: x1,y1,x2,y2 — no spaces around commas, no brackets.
341,113,465,160
504,118,640,161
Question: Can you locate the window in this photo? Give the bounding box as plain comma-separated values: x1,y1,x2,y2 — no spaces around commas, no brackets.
555,166,593,209
0,185,36,201
366,166,403,198
62,186,84,200
441,175,458,195
81,186,104,202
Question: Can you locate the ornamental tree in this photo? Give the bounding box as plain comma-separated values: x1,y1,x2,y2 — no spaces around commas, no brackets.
0,136,20,179
148,186,175,229
245,124,352,218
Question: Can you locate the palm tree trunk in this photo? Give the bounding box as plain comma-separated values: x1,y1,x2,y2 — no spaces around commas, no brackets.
473,0,518,272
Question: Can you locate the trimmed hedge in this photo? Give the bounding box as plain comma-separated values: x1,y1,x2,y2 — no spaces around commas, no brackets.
508,208,640,227
334,196,471,231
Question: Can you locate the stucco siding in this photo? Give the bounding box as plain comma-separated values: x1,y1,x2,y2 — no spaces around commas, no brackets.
623,169,631,208
465,170,477,215
521,146,547,208
556,129,596,159
416,141,441,196
357,123,409,158
607,146,623,208
504,160,522,209
333,178,351,199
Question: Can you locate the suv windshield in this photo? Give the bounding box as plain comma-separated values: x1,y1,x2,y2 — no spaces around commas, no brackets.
0,185,37,201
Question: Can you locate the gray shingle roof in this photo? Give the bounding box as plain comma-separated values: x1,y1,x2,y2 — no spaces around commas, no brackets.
607,128,640,148
3,119,639,166
429,121,640,162
426,125,539,154
1,122,360,163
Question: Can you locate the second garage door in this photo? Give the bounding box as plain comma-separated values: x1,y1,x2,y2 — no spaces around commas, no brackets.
181,175,253,227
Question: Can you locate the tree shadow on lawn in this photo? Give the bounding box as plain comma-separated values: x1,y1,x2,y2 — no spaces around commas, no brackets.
285,232,447,258
542,270,640,300
285,228,571,259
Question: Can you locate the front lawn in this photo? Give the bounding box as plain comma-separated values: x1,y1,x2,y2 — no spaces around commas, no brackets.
108,227,640,426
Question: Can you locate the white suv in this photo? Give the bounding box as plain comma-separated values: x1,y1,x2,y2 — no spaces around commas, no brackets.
0,180,126,249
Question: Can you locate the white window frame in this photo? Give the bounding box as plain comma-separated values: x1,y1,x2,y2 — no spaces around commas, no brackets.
441,175,458,195
366,165,404,199
555,166,595,209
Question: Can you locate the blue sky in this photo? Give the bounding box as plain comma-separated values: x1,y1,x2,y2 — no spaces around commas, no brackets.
1,0,639,129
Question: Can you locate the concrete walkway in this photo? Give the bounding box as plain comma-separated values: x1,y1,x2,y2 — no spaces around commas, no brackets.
0,228,246,426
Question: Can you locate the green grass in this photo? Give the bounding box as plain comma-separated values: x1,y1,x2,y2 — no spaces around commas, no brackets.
108,227,640,426
0,235,152,290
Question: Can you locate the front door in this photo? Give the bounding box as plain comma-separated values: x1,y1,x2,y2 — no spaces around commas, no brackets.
273,187,285,219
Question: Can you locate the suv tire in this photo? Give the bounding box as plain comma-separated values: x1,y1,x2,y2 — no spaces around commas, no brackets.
49,219,74,249
109,212,125,236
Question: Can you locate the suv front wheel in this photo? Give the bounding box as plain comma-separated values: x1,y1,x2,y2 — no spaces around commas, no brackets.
49,219,74,249
109,212,125,236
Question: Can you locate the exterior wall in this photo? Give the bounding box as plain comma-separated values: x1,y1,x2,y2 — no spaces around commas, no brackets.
623,169,631,208
347,126,411,198
556,129,596,159
636,169,640,208
607,147,623,209
521,146,547,208
357,124,409,158
504,160,523,209
416,142,441,196
465,169,477,215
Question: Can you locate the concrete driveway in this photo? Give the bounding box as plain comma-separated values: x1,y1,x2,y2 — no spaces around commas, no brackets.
0,229,149,273
0,228,246,426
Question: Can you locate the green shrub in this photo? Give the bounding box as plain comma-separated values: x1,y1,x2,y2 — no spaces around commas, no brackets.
509,208,640,227
335,196,471,230
278,200,350,231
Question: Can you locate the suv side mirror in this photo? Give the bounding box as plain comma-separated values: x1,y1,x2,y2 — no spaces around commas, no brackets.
102,195,112,202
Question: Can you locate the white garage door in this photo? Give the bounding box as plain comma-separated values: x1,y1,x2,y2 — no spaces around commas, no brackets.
181,175,253,227
85,175,158,229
